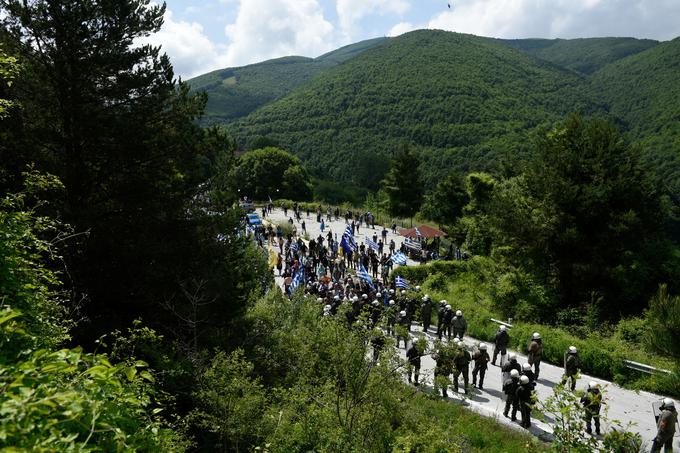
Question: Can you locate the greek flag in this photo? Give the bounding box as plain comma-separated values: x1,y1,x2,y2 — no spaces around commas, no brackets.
395,275,410,289
357,262,374,290
291,242,299,253
340,224,357,254
415,227,422,238
290,265,304,292
365,236,379,251
391,251,408,265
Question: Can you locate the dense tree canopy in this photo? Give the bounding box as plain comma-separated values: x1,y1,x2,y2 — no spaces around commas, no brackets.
0,0,270,347
381,145,423,219
231,147,312,201
489,115,674,316
421,174,469,230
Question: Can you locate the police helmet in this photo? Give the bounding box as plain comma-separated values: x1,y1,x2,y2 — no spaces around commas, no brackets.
522,363,531,371
520,375,529,384
500,325,507,331
663,398,675,408
456,310,462,316
479,343,487,350
569,346,577,354
532,332,541,340
510,369,520,378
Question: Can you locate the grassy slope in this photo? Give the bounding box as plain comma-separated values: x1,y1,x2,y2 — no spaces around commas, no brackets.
590,38,680,194
502,37,659,74
230,30,598,189
187,37,388,123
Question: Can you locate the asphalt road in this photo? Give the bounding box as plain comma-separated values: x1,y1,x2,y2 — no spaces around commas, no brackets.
261,207,676,451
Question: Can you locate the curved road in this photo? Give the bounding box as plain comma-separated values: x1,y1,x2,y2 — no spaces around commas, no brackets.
262,207,677,451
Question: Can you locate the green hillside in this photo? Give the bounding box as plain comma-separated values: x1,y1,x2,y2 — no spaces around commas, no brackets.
591,37,680,194
229,30,599,188
502,37,659,74
187,37,387,123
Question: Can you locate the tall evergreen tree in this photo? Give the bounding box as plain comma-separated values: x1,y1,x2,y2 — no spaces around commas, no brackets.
0,0,268,345
381,145,422,220
494,114,674,316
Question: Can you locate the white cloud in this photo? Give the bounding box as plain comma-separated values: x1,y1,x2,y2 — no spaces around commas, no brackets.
426,0,680,41
223,0,339,67
142,9,230,78
387,21,416,37
336,0,410,39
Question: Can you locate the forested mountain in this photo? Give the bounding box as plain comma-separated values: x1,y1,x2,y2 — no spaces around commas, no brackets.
501,37,659,74
228,30,599,188
188,37,387,123
591,38,680,195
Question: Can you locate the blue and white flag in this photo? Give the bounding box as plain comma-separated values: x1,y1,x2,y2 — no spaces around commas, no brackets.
340,224,357,254
290,265,305,292
395,275,410,290
391,251,408,265
357,262,375,290
291,242,299,253
415,227,422,238
365,236,379,251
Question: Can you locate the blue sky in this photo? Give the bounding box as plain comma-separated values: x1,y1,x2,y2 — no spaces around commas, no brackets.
148,0,680,78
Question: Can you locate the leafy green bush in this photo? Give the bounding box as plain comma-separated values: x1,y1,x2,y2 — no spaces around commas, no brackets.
189,349,269,452
0,309,188,452
0,174,189,451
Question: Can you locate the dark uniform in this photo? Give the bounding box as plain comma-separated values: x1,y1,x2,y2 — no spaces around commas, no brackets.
396,312,410,348
443,309,454,340
562,349,581,391
501,356,521,383
651,402,677,453
522,368,536,387
527,338,543,378
453,346,472,394
436,304,446,339
452,314,467,339
472,347,490,389
492,328,510,365
421,299,432,332
580,387,602,435
503,375,520,420
406,341,421,385
516,380,534,428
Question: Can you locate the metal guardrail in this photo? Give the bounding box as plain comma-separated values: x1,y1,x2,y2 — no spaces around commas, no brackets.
623,360,672,376
489,318,514,328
